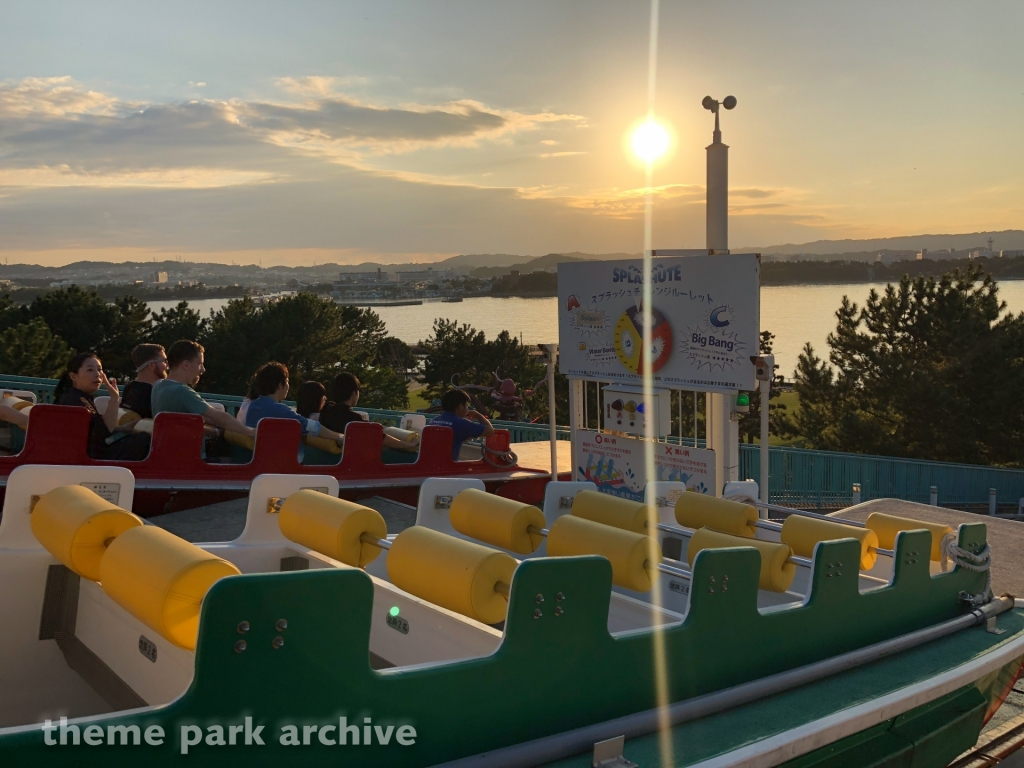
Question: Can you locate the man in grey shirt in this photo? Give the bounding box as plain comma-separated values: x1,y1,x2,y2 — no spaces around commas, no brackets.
152,340,254,438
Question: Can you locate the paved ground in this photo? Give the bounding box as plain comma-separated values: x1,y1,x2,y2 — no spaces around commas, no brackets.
149,494,417,542
832,498,1024,597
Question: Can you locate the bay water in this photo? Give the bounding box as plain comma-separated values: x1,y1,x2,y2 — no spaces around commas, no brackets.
149,281,1024,379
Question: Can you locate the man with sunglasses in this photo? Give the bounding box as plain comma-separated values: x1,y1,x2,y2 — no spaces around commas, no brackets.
121,343,168,419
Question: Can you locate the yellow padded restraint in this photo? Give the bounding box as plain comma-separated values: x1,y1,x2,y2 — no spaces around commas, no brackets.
100,526,240,650
386,527,516,625
547,515,659,592
781,514,879,570
383,426,419,442
31,485,143,581
687,527,796,592
866,512,953,562
450,488,546,554
303,435,343,454
278,490,387,567
571,490,654,535
674,492,758,538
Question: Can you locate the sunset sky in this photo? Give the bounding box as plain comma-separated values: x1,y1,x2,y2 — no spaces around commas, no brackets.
1,1,1022,266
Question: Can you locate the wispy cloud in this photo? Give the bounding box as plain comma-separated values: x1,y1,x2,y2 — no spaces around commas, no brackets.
540,151,585,158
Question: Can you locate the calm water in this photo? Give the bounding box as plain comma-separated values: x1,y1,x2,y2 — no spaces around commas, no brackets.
151,282,1024,379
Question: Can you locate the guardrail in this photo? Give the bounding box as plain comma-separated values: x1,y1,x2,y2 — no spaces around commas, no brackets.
5,374,1024,508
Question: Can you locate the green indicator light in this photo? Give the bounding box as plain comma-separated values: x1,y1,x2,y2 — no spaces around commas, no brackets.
389,606,400,617
736,393,750,407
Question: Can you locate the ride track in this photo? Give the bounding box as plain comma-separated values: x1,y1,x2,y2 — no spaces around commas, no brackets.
0,406,555,516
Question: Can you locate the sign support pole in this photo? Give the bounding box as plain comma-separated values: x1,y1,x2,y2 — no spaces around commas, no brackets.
545,344,558,481
706,102,737,494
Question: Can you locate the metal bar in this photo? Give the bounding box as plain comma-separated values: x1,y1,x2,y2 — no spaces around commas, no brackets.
436,596,1018,768
655,523,816,567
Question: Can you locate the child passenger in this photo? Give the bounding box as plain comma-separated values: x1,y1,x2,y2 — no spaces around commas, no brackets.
430,389,494,460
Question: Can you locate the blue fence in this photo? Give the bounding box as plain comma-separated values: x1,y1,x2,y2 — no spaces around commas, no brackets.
4,373,1024,506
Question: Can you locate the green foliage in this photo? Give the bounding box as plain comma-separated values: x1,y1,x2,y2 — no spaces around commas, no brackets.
24,286,118,358
420,319,560,421
199,295,408,409
790,265,1024,465
738,330,792,443
0,318,74,378
150,301,209,350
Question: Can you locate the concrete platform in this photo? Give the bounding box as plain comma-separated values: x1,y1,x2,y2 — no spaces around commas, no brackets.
149,494,417,542
511,439,572,475
831,498,1024,597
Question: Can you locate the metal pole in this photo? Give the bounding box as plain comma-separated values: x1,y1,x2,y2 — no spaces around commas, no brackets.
759,377,770,509
545,344,558,482
852,483,862,505
989,488,997,516
568,378,584,480
929,486,938,506
706,101,735,494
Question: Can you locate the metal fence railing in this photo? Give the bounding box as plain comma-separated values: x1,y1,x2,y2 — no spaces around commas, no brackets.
5,374,1024,508
738,444,1024,508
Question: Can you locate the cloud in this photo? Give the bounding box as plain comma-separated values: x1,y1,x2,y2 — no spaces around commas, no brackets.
540,139,558,145
0,76,585,195
539,151,585,158
0,76,125,118
188,81,207,88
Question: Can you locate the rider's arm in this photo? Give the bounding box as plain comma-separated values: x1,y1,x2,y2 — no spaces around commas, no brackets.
468,410,495,438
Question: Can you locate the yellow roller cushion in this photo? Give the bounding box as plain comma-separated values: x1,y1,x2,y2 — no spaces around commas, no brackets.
781,515,878,570
387,527,516,625
133,418,154,434
674,492,758,538
279,490,386,567
16,404,31,430
571,490,655,535
224,430,255,450
31,485,143,581
1,395,33,411
687,527,796,592
547,515,659,592
383,426,419,442
118,409,142,426
303,434,343,454
450,488,546,554
100,526,240,650
866,512,953,562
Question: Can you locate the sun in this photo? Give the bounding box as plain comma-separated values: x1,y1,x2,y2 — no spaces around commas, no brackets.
630,119,671,163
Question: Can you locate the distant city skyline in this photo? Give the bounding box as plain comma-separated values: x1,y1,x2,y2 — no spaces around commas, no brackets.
1,1,1022,266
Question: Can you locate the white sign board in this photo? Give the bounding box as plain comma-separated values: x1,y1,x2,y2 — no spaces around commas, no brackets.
558,253,760,392
574,429,715,502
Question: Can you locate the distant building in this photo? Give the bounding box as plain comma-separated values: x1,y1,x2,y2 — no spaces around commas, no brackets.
916,248,928,261
1000,250,1024,258
339,268,391,284
395,268,437,284
151,271,168,284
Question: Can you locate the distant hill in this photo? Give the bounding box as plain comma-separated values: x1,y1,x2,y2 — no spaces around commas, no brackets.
740,230,1024,256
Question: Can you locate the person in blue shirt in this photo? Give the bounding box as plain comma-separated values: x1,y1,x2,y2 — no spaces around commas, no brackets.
244,362,344,446
430,389,494,460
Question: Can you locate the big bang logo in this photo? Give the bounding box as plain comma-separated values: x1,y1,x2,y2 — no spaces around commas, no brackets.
679,304,746,373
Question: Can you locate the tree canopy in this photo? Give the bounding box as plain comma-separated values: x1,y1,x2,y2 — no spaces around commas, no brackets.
788,264,1024,466
0,288,410,409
